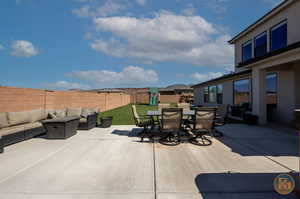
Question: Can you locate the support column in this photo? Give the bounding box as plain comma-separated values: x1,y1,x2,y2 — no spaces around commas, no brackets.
252,68,267,125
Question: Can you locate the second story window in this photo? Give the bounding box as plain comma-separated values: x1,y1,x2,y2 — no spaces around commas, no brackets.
255,32,267,57
271,20,287,51
242,40,252,62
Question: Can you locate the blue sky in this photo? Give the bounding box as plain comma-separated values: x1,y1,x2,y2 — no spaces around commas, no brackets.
0,0,283,90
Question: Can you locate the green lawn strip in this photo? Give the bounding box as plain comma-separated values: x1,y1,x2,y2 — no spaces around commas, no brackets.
98,104,158,125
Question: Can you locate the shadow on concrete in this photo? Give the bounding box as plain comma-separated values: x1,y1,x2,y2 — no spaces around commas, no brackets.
216,124,298,157
195,172,299,199
111,128,141,138
218,136,297,157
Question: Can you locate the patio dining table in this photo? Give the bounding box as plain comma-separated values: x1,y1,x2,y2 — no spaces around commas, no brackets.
147,110,223,138
147,110,195,116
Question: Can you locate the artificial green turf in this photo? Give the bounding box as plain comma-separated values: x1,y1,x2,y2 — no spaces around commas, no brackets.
99,104,158,125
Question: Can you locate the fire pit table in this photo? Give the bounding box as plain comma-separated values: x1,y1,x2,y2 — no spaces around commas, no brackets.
0,136,3,153
42,116,80,139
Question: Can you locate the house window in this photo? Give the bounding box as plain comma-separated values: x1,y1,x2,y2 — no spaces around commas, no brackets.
255,32,267,57
242,40,252,62
217,84,223,104
234,79,251,105
266,73,277,105
209,86,217,103
204,87,209,103
204,85,223,104
271,21,287,51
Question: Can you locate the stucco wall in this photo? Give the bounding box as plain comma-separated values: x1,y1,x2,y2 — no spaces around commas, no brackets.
223,81,234,105
276,70,296,124
193,87,203,106
234,0,300,68
294,64,300,109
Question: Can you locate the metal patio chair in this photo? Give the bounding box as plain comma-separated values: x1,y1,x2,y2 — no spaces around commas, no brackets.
159,108,183,146
189,107,216,146
131,105,153,142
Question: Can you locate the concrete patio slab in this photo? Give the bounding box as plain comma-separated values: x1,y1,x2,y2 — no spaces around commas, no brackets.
0,124,298,199
157,192,298,199
216,124,299,171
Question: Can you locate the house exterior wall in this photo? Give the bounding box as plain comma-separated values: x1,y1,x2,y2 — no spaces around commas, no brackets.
294,64,300,109
193,73,250,107
234,0,300,69
193,87,204,106
223,81,234,105
276,69,295,124
193,80,233,106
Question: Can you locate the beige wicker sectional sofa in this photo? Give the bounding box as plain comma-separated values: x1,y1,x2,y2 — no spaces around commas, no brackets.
0,107,99,153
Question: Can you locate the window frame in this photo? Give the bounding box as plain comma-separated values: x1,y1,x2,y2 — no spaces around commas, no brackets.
208,85,217,103
254,31,268,57
266,72,278,105
217,84,223,104
204,86,209,103
203,84,223,104
270,20,287,52
233,78,251,105
242,39,253,62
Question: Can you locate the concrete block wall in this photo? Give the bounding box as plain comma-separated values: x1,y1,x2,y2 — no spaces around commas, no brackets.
0,86,131,112
0,87,46,112
159,94,181,103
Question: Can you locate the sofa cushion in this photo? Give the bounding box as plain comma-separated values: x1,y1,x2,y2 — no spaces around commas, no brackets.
29,109,46,123
67,108,82,117
55,109,67,118
23,122,43,130
0,112,9,129
7,111,31,126
79,118,87,123
48,112,57,119
0,125,25,136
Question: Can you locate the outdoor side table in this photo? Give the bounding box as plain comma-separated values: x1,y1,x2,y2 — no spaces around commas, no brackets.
42,116,80,139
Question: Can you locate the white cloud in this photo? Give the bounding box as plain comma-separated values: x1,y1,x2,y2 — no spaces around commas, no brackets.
181,4,196,16
136,0,146,6
68,66,159,87
73,0,127,18
97,0,127,17
10,40,39,58
45,81,91,90
72,5,95,18
91,11,234,68
191,72,223,83
0,44,4,51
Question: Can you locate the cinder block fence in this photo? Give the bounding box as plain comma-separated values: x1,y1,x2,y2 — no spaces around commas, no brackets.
0,86,131,112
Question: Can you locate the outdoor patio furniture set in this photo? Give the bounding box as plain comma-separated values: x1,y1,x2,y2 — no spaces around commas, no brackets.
0,107,99,153
132,104,224,146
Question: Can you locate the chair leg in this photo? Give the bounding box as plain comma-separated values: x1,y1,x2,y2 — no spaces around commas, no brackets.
140,126,146,142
